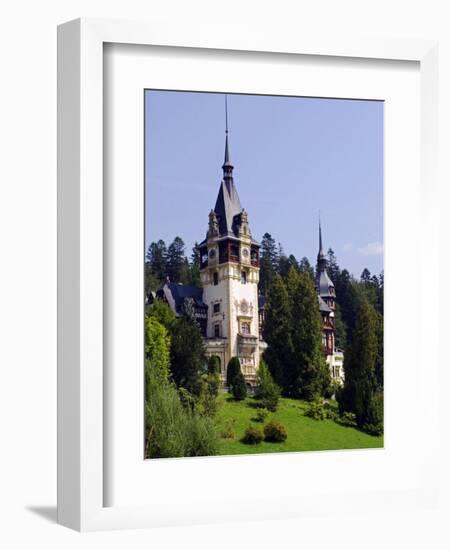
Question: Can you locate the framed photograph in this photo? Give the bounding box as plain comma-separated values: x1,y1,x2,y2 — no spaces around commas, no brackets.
58,18,440,531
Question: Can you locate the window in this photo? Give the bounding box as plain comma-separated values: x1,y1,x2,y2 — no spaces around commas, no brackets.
213,272,218,286
214,323,220,338
241,322,250,334
213,303,220,314
241,271,247,284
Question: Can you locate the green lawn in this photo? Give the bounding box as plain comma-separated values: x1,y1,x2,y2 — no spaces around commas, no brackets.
215,393,383,455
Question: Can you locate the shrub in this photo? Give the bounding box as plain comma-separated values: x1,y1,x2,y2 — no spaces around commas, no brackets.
338,411,357,427
305,400,327,421
263,420,287,443
145,375,188,458
255,360,281,412
242,425,264,445
145,367,218,458
197,372,221,417
261,383,281,412
305,399,338,421
184,413,219,457
220,417,236,439
324,381,341,399
231,371,247,401
254,408,269,423
323,401,338,420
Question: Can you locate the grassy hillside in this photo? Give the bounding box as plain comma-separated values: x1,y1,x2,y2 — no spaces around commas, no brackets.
215,393,383,456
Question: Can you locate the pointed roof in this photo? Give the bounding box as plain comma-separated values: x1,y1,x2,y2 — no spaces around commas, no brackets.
212,95,244,238
214,179,242,236
316,219,335,296
317,270,335,298
318,219,326,261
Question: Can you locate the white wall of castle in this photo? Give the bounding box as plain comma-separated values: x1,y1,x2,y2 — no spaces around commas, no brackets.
201,241,261,382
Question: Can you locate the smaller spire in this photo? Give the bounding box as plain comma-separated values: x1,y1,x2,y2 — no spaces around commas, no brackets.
318,216,325,259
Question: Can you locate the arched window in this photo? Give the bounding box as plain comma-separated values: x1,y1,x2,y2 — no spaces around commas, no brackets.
213,272,218,286
241,322,250,334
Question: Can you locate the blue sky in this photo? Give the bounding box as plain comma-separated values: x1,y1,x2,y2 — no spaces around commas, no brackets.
145,90,383,277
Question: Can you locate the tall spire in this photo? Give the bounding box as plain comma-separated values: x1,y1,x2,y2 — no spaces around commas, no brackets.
222,95,234,186
317,217,327,273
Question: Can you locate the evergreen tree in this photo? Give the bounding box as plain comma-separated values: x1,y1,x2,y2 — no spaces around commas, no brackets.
146,239,168,280
374,311,384,390
287,268,330,399
288,254,299,272
360,268,372,283
334,269,359,344
166,236,186,282
170,316,206,396
327,248,340,285
298,256,314,281
145,263,161,295
334,304,347,350
277,243,290,278
226,356,242,388
263,274,294,390
338,301,379,429
190,242,200,266
188,242,202,287
179,257,191,285
259,233,278,295
255,360,281,411
231,370,247,400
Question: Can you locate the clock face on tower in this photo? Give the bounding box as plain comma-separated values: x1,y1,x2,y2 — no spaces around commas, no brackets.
242,247,249,258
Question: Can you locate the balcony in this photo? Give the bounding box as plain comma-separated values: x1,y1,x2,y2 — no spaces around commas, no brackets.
237,333,258,354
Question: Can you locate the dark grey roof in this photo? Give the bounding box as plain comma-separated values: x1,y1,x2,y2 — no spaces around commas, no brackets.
161,282,206,314
214,180,242,237
258,295,267,310
318,295,331,313
317,270,334,298
318,221,326,260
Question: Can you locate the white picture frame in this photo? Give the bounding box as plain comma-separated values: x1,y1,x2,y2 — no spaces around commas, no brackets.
57,17,440,531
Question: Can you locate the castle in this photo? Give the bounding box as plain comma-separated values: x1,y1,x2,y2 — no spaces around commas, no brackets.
150,110,344,386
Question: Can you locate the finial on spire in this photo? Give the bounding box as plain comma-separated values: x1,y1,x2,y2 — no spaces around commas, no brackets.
319,215,323,254
225,94,229,135
223,95,232,166
318,215,326,262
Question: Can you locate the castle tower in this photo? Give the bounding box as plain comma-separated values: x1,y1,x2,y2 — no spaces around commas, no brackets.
198,99,261,384
316,221,336,357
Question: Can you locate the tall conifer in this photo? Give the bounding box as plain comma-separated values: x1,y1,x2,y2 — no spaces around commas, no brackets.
263,274,293,390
